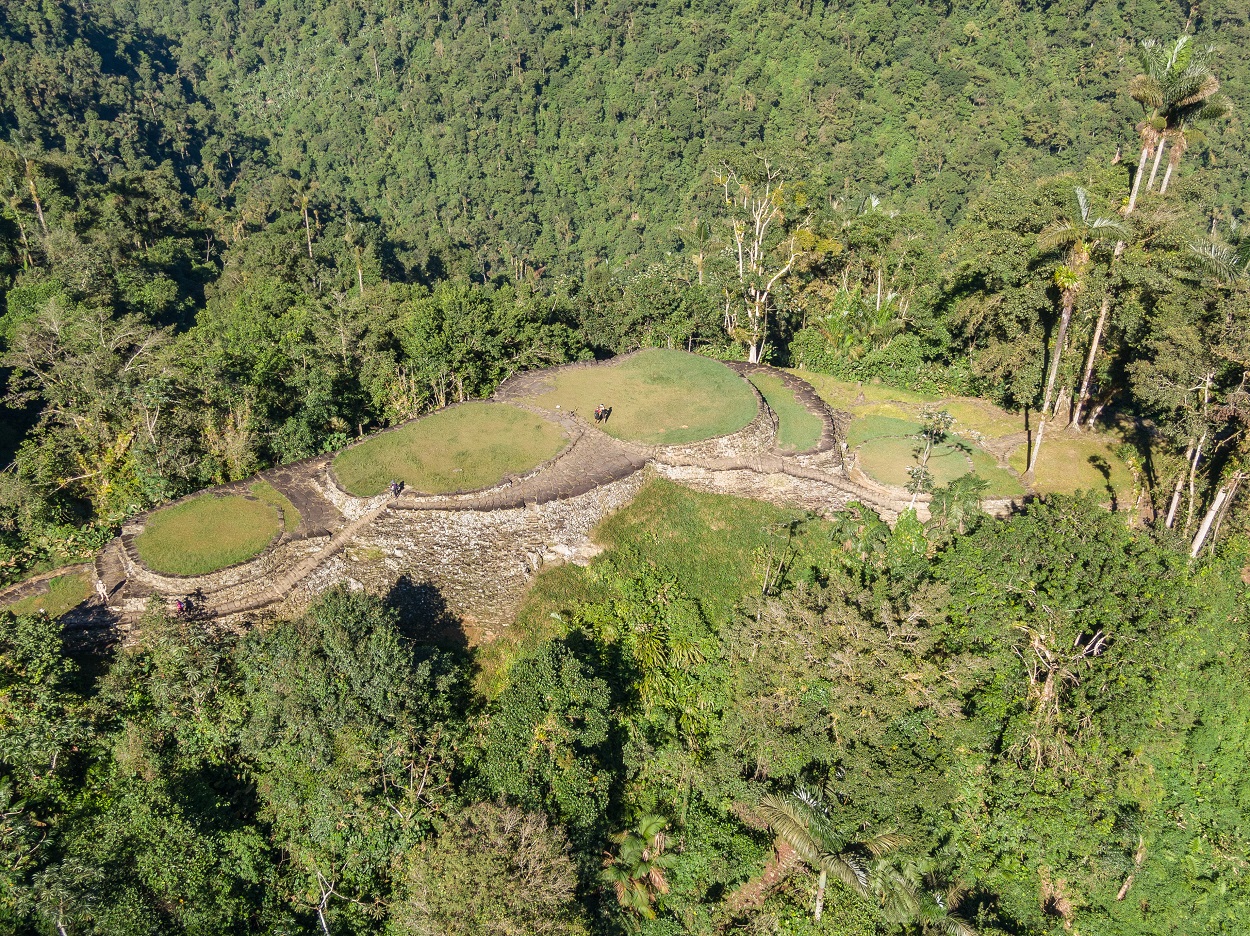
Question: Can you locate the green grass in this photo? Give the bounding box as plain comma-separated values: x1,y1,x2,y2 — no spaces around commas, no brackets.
748,373,824,451
857,437,974,488
795,371,942,409
967,448,1026,497
797,369,1132,499
332,402,568,497
477,477,833,696
1009,434,1134,502
525,348,758,445
135,494,282,575
848,415,1025,496
250,481,302,531
943,399,1024,440
846,415,923,446
4,571,92,618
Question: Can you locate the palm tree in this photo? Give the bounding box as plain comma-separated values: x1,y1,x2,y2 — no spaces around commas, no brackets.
0,142,50,237
1027,187,1126,476
686,217,711,285
1189,237,1250,286
757,783,907,922
1125,36,1228,211
290,178,320,259
831,502,891,566
927,473,990,537
876,859,978,936
1125,37,1176,214
1158,90,1231,195
602,815,677,920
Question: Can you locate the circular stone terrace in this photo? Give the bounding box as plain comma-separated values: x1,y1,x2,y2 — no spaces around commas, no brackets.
50,350,1006,636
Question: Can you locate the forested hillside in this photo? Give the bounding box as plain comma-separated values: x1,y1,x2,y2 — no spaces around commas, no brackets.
3,1,1250,932
1,0,1248,570
4,486,1250,934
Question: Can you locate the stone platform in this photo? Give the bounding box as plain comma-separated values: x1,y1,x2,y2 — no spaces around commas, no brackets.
17,360,1015,644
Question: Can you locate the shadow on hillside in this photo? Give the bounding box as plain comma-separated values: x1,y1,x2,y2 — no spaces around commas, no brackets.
384,574,468,649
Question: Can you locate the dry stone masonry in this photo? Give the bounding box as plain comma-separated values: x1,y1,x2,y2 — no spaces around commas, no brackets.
24,360,1019,643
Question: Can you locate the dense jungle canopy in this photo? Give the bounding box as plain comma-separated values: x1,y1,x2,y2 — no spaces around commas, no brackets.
2,0,1250,933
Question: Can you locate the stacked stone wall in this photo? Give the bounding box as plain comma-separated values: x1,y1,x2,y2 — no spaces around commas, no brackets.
251,471,647,629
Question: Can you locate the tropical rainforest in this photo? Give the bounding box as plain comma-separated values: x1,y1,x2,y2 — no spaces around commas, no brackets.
2,0,1250,933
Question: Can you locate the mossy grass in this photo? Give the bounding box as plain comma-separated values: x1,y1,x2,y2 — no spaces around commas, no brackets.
748,373,824,451
846,415,923,446
803,371,1132,498
1009,434,1134,502
135,494,282,576
967,448,1026,496
525,348,758,445
794,371,942,408
250,481,302,531
477,476,832,696
857,436,973,488
942,399,1024,440
3,571,93,619
333,401,568,497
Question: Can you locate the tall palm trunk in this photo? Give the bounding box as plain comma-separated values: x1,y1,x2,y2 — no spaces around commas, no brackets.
1159,162,1176,195
1185,431,1206,534
25,160,47,233
13,212,32,268
1145,137,1167,191
1164,439,1193,528
1028,295,1074,475
814,868,827,921
302,206,314,258
1073,296,1110,427
1161,128,1191,195
1126,143,1151,215
1190,482,1232,557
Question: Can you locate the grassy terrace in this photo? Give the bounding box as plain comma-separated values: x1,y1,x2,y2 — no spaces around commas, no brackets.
524,348,758,445
3,571,93,619
333,402,568,497
747,372,824,452
799,371,1130,501
135,493,282,575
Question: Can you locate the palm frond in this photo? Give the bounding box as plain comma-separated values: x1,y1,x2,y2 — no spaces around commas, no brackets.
820,853,873,897
1165,34,1193,73
1127,74,1163,109
1136,38,1169,80
1088,216,1128,236
758,796,823,865
862,831,911,857
1194,95,1232,121
1188,241,1248,284
1037,220,1079,251
1074,186,1090,222
1174,73,1219,108
938,914,979,936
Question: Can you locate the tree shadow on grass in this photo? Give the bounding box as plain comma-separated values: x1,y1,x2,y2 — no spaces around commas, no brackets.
384,574,468,649
1088,454,1118,510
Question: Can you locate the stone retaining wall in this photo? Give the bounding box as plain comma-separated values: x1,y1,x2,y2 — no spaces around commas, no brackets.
659,381,776,460
248,470,648,629
121,533,332,600
652,462,924,523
